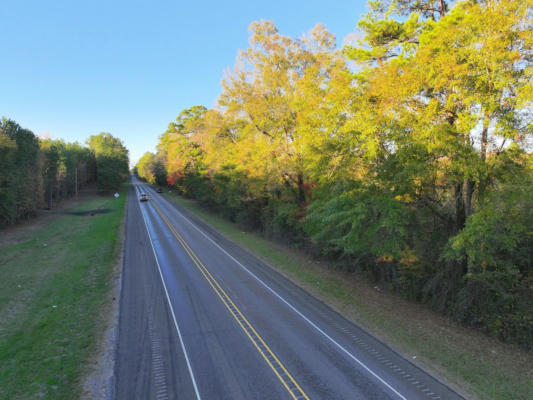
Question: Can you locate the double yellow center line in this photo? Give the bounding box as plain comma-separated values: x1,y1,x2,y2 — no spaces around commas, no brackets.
149,199,310,400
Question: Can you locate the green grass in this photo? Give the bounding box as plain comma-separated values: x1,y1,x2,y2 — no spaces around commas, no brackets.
0,187,127,400
163,190,533,400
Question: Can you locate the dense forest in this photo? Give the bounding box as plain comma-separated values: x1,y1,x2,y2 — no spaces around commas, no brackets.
137,0,532,345
0,118,129,227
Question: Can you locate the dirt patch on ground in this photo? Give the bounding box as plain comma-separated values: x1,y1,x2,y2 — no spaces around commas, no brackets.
0,185,101,248
64,209,114,216
0,212,54,248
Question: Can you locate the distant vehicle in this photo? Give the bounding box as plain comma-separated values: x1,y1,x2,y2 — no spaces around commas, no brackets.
139,193,148,202
156,187,163,193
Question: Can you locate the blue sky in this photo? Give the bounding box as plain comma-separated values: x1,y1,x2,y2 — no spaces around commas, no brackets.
1,0,367,165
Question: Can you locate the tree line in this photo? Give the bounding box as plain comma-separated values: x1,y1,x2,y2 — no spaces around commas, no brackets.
136,0,532,346
0,118,129,226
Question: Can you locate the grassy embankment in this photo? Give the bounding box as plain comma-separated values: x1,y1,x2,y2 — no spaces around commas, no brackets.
162,190,532,400
0,186,127,400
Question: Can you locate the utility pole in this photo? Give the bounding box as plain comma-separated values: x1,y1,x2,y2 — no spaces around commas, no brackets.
75,167,78,200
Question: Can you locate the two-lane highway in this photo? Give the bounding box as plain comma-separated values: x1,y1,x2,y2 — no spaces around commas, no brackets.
114,178,465,399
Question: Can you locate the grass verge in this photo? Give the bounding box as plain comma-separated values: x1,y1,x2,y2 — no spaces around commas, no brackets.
163,190,532,400
0,186,127,400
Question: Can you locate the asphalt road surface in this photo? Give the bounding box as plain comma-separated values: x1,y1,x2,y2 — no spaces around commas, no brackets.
114,177,466,400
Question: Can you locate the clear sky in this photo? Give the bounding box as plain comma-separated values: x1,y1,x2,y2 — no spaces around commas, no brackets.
1,0,367,166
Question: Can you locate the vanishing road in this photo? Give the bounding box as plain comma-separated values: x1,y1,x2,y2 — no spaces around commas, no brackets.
114,177,465,400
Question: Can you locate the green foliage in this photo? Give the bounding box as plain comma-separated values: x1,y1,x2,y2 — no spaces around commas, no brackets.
151,156,167,186
0,118,42,224
263,199,306,242
87,133,129,192
136,152,156,183
305,183,412,274
0,126,17,225
444,182,533,345
182,172,212,203
40,139,96,209
211,166,251,221
137,152,167,186
0,118,127,226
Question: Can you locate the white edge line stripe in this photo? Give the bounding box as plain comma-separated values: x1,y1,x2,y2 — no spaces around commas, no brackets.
146,183,407,400
134,183,202,400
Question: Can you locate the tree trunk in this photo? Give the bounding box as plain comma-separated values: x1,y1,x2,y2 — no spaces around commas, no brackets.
297,173,306,207
455,182,470,275
439,0,446,18
480,121,489,162
456,179,476,229
465,179,476,217
455,182,466,232
478,111,490,197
